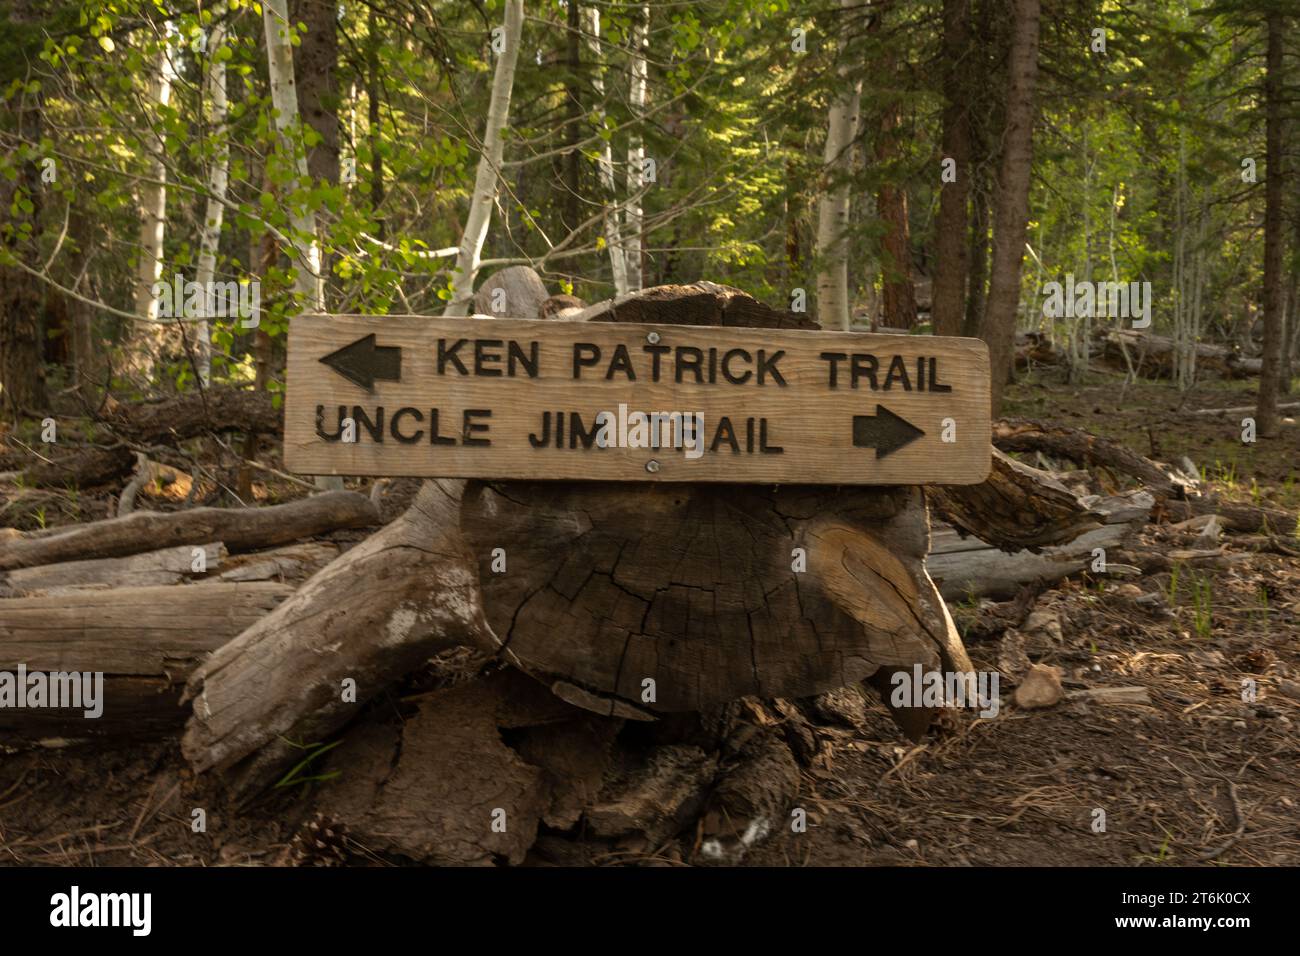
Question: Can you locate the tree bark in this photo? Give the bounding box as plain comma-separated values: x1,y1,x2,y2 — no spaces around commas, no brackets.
561,0,582,233
815,0,862,330
263,0,324,311
194,11,230,386
977,0,1039,413
624,3,650,293
586,6,628,294
129,37,178,374
932,0,972,337
291,0,340,187
443,0,524,316
0,83,48,416
1255,11,1285,438
875,28,916,329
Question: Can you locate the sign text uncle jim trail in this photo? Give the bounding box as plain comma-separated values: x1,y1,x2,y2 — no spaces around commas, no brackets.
284,315,992,485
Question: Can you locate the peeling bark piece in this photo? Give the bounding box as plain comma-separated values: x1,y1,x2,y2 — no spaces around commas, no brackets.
211,541,339,584
317,702,541,865
513,715,622,829
585,745,718,846
182,481,488,799
0,492,376,571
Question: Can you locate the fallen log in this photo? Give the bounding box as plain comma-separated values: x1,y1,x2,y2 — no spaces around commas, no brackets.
1013,330,1063,370
1190,401,1300,416
0,542,224,596
0,491,376,571
928,491,1154,600
18,387,280,488
928,448,1103,552
993,418,1296,535
1098,329,1261,379
181,479,489,798
1154,498,1297,536
0,582,292,735
993,417,1181,492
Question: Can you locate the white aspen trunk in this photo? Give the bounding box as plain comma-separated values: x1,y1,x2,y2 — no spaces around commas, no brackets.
263,0,324,312
132,34,178,370
814,0,862,331
586,6,628,295
624,3,649,293
194,14,230,387
443,0,524,317
264,0,332,488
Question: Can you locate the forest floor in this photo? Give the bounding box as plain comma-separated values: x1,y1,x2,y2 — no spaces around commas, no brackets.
0,368,1296,867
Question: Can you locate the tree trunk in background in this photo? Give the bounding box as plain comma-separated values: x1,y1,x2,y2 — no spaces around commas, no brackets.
624,3,650,293
586,6,628,294
0,86,48,417
292,0,339,188
194,13,230,387
263,0,324,312
932,0,972,337
130,37,177,374
815,0,862,330
977,0,1039,414
1255,11,1285,438
292,0,339,310
443,0,524,316
562,0,582,234
963,173,989,337
367,7,384,240
877,93,916,328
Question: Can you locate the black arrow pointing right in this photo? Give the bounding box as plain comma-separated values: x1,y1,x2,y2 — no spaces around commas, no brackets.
319,333,402,392
852,405,925,458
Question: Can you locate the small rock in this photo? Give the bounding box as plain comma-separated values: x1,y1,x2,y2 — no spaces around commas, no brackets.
1275,678,1300,701
1014,664,1064,709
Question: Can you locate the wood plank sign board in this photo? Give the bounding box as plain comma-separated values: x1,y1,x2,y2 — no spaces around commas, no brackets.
284,315,992,485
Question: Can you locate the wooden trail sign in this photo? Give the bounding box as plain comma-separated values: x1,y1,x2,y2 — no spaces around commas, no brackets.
284,314,992,485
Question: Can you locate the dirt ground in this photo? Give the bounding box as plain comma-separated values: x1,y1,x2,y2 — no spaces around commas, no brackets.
1,367,1297,867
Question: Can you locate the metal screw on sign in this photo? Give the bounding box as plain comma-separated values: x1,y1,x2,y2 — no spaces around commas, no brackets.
646,459,661,474
646,331,661,345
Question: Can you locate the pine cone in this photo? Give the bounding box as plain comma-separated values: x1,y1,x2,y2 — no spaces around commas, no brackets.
289,812,351,867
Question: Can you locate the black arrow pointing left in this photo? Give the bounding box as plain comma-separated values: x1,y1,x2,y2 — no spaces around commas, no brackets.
319,333,402,392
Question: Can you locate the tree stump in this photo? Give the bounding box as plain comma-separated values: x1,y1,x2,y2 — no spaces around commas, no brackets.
465,283,970,727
